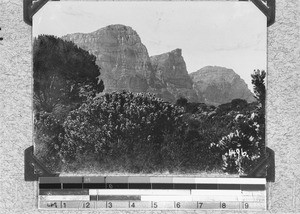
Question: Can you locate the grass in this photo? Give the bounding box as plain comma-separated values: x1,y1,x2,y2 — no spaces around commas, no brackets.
56,153,237,177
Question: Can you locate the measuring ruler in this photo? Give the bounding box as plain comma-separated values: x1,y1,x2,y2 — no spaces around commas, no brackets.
38,176,266,210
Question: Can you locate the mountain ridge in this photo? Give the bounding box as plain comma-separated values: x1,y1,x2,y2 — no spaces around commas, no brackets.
190,66,255,105
62,24,255,105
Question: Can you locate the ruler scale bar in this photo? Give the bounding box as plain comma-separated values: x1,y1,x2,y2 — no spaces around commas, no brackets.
97,195,141,200
94,189,192,195
39,183,62,189
83,183,106,189
38,177,267,210
39,201,266,210
40,195,90,201
129,183,152,189
39,177,266,189
39,183,265,190
39,177,266,183
40,189,89,195
141,195,245,201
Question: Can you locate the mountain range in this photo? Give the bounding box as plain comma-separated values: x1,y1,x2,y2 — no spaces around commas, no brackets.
62,24,255,105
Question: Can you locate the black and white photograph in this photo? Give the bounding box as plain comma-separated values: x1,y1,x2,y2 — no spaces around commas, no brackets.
32,1,267,176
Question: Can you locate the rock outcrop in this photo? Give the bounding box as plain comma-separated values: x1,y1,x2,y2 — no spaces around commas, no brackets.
190,66,255,106
63,24,152,93
150,49,192,89
150,49,198,102
62,25,197,103
62,25,254,105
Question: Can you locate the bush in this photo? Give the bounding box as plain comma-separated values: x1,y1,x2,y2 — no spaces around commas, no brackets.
214,70,266,175
61,91,187,172
34,112,65,171
231,99,248,110
216,113,262,174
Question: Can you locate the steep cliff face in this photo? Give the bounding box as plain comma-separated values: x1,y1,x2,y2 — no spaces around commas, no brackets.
150,49,199,102
63,24,152,93
190,66,255,105
150,49,193,89
62,25,253,105
62,25,197,103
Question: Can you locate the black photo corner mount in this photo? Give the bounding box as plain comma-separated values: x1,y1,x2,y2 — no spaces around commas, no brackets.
23,0,275,181
23,0,60,26
23,0,275,27
24,146,59,181
240,147,275,182
239,0,275,27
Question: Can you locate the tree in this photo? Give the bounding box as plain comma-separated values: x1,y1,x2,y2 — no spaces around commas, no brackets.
251,70,266,158
251,70,266,112
33,35,104,172
33,35,104,113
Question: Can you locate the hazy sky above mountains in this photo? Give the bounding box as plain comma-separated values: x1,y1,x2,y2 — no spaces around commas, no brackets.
33,1,266,91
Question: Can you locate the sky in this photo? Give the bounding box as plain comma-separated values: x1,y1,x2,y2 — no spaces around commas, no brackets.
33,1,267,91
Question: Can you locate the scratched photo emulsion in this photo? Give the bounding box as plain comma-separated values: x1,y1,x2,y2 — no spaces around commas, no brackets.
32,1,267,176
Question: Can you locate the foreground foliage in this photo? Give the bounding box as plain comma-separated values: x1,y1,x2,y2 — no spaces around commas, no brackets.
62,92,187,172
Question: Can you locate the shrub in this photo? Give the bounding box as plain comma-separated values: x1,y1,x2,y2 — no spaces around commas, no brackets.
231,99,248,110
61,91,186,172
34,112,65,171
215,70,266,175
216,113,262,174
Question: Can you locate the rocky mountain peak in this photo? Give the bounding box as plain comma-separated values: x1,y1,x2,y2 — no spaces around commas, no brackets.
92,24,142,45
170,48,182,56
62,24,151,93
193,66,237,83
190,66,255,105
148,49,198,102
62,26,254,106
150,48,192,89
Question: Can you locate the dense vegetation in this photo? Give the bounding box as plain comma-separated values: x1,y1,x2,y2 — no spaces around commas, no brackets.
62,92,187,172
33,35,266,175
33,35,104,170
33,35,104,113
214,70,266,174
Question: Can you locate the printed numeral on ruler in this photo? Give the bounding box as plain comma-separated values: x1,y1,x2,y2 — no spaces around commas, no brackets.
39,200,265,210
